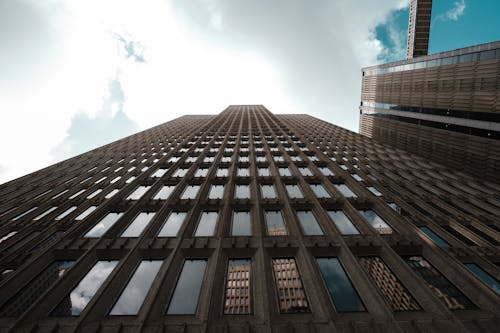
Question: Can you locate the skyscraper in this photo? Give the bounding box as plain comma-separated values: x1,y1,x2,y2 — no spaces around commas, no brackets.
406,0,432,59
0,105,499,332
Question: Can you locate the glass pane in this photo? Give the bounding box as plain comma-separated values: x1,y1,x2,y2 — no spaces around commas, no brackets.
105,189,119,199
208,185,225,199
55,206,77,221
121,212,155,237
0,261,75,317
151,169,167,178
217,168,229,177
258,168,270,176
419,227,450,248
404,256,475,310
153,186,176,200
278,168,291,177
232,211,252,236
194,211,219,236
52,260,119,316
264,211,288,236
272,258,309,313
167,259,207,314
368,186,382,196
296,211,323,235
319,167,333,176
359,257,419,311
172,168,188,177
286,185,303,198
327,211,359,235
75,206,97,220
261,184,277,199
334,184,357,198
33,207,58,221
181,185,200,199
316,257,365,312
195,168,208,177
298,167,313,176
358,210,393,234
235,185,250,199
464,263,500,294
224,259,252,314
110,260,163,315
310,184,330,198
84,213,124,238
0,231,17,244
237,168,249,177
127,186,150,200
158,212,187,237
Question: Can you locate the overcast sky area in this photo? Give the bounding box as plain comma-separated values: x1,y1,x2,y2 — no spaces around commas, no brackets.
1,0,499,184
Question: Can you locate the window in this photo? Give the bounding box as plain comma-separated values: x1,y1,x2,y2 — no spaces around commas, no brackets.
195,168,208,177
231,211,252,236
264,210,288,236
180,185,200,199
237,168,250,177
204,156,215,163
419,227,449,248
84,212,124,238
153,185,176,200
75,206,97,220
285,184,303,199
224,259,252,314
239,156,249,163
352,174,363,181
298,167,313,177
87,189,102,199
272,258,309,313
258,167,270,176
278,168,291,177
53,206,76,221
359,257,419,311
404,256,475,310
105,189,120,199
0,261,75,317
261,184,277,199
358,210,393,234
367,186,382,196
315,257,365,312
11,206,38,221
194,211,219,236
110,260,163,315
327,211,359,235
0,231,17,244
158,212,187,237
310,184,331,198
33,207,58,221
221,156,231,163
127,186,150,200
274,156,285,162
208,185,225,199
334,184,357,198
235,185,251,199
296,211,323,235
52,260,119,316
167,259,207,314
172,168,188,178
121,212,155,237
69,189,86,199
126,176,136,184
464,263,500,294
110,176,121,184
319,167,333,176
151,169,167,178
217,168,229,177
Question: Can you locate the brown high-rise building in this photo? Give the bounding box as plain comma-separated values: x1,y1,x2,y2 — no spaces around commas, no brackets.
0,105,499,332
406,0,433,59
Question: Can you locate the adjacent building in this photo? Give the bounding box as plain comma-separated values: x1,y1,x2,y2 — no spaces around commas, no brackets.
0,105,499,332
360,0,500,183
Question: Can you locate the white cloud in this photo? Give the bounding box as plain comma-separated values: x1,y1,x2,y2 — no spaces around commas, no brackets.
0,0,408,184
446,0,466,21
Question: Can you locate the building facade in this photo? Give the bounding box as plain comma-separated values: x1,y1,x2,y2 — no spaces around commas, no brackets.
360,41,500,182
0,105,499,332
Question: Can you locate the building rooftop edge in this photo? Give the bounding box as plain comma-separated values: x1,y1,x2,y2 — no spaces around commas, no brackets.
362,40,500,71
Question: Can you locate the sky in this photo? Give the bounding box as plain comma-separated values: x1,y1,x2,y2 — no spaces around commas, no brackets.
1,0,499,184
